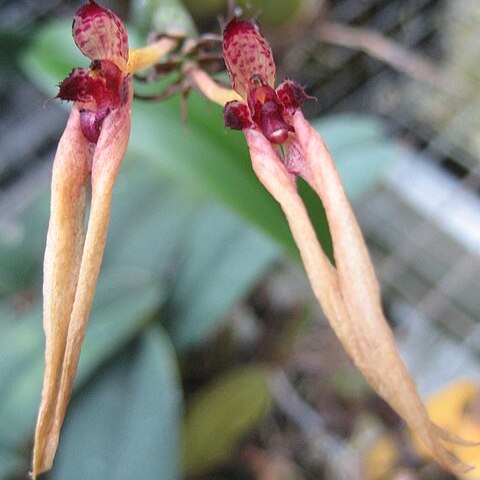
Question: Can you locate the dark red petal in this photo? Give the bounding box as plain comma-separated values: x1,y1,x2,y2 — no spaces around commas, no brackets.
222,18,275,99
120,75,131,106
57,68,95,103
79,107,110,143
258,100,291,144
224,100,254,130
246,76,290,144
57,61,123,109
95,60,124,107
276,79,313,115
73,0,128,68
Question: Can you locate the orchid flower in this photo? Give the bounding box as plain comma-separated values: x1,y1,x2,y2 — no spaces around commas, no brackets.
219,18,476,475
32,1,177,477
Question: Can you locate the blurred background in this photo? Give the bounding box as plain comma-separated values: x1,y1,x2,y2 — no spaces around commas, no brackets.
1,0,480,479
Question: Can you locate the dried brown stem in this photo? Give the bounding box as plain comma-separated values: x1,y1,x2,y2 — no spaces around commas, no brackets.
315,21,453,91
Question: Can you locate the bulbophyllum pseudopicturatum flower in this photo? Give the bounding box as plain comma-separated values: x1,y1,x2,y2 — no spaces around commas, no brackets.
32,1,177,477
222,18,476,475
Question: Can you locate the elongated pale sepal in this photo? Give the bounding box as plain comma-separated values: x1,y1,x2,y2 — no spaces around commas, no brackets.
291,110,473,474
244,128,354,365
184,63,242,106
126,37,178,74
32,89,131,479
33,106,92,478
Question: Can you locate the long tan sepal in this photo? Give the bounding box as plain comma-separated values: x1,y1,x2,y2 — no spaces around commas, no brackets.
244,129,358,370
32,92,131,479
291,110,474,474
244,126,473,475
33,106,92,477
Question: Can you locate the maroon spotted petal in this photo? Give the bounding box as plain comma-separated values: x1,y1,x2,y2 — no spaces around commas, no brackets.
58,68,96,103
276,79,312,116
223,100,254,130
57,60,123,109
73,0,129,69
223,19,275,99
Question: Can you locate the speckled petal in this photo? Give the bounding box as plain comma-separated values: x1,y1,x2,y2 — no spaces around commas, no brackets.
223,18,275,99
73,0,128,69
57,60,124,111
276,79,312,115
223,100,253,130
57,68,97,103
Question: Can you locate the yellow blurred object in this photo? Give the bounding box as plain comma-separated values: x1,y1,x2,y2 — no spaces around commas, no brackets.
414,379,480,478
364,434,399,480
363,379,480,479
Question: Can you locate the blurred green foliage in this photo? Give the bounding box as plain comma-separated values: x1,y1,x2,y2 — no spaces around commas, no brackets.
183,365,272,475
0,3,398,478
51,326,180,480
131,0,197,36
183,0,306,26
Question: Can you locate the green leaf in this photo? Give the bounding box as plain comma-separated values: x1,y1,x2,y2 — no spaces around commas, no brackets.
0,236,40,295
0,30,29,71
0,180,48,298
51,325,181,480
0,446,25,480
183,364,272,475
101,155,197,274
183,0,304,26
0,267,163,450
0,305,43,449
131,0,197,36
165,204,279,350
0,188,49,296
129,96,302,257
75,267,165,385
313,113,383,148
237,0,305,26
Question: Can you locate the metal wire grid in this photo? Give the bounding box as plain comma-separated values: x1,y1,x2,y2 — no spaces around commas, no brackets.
301,0,443,115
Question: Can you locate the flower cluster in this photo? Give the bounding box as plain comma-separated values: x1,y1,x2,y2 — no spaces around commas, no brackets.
57,0,132,143
32,2,476,478
221,16,475,476
32,2,177,478
223,19,310,144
